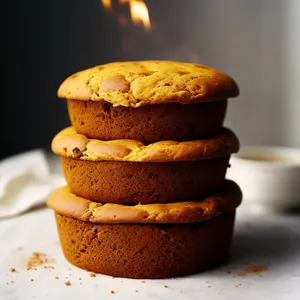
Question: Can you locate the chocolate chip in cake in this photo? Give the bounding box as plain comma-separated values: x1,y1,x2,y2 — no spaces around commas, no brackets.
72,147,82,158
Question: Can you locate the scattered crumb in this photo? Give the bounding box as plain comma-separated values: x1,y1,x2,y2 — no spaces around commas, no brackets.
90,273,96,277
55,276,59,280
18,247,23,251
10,268,16,272
31,279,34,282
11,280,14,283
141,280,145,283
44,266,55,269
180,290,183,293
164,285,168,288
135,290,138,293
65,281,71,286
245,265,268,273
227,271,231,274
79,278,82,280
27,252,54,270
236,265,268,277
207,285,211,288
110,290,115,294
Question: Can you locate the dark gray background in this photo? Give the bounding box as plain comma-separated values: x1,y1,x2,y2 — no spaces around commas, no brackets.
2,0,299,159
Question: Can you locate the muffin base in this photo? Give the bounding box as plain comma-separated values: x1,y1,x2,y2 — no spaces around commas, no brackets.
61,156,230,204
67,99,227,143
55,210,235,279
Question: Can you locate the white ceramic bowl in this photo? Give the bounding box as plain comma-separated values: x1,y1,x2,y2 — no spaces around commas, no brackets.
226,146,300,213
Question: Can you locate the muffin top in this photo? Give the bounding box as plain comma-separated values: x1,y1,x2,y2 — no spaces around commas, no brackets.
58,60,239,108
47,181,242,224
51,127,239,162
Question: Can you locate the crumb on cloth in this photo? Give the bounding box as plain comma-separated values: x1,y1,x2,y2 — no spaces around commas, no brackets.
44,266,55,269
245,265,268,273
237,265,268,277
27,252,55,270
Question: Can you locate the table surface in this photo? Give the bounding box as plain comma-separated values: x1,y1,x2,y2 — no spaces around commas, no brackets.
1,205,300,300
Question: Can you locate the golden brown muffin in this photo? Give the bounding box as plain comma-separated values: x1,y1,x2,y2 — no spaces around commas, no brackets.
47,180,242,223
52,127,239,204
47,180,242,279
61,157,229,204
67,99,227,143
55,211,235,279
58,60,238,142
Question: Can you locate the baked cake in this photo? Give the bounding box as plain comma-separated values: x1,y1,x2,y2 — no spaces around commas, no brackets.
47,180,242,279
58,61,239,143
49,60,242,279
51,127,239,204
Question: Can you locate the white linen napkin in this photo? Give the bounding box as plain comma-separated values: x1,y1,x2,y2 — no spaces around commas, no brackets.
0,150,65,219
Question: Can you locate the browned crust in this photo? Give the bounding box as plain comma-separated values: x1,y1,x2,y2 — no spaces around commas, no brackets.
55,210,236,278
60,156,230,204
47,180,242,224
51,127,240,162
67,99,228,143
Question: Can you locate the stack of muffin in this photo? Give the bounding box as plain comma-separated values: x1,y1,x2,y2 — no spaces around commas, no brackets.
47,61,242,279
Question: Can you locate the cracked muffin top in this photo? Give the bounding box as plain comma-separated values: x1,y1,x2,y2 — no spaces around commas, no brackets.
58,60,239,108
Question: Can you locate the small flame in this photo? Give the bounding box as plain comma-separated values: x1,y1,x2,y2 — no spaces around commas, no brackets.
102,0,151,31
101,0,112,11
129,0,151,31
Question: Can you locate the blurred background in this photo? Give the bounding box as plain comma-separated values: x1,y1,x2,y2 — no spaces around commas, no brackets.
2,0,299,159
